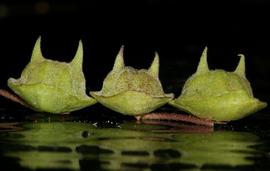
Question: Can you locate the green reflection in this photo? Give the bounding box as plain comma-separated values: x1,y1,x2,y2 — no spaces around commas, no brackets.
0,122,259,171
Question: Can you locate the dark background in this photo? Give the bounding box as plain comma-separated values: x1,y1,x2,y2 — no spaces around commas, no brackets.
0,0,269,111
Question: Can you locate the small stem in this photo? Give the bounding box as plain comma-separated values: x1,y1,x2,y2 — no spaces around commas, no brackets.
0,89,30,108
139,120,214,133
136,112,214,127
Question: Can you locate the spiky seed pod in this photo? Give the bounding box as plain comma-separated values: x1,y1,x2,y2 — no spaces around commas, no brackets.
169,47,267,121
8,37,96,114
90,46,174,115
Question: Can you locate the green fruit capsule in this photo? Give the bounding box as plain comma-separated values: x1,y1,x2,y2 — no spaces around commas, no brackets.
8,37,97,114
169,47,267,121
90,47,174,116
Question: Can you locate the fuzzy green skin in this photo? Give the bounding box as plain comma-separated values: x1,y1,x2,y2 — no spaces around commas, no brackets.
170,70,267,121
8,38,96,114
91,90,172,115
8,60,96,114
90,55,174,116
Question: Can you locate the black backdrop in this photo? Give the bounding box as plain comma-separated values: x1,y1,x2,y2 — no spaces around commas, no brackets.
0,0,269,110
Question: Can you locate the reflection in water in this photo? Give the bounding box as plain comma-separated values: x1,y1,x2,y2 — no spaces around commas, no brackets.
0,122,23,132
0,121,262,170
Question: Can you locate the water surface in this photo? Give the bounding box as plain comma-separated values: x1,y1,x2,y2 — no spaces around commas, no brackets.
1,110,270,171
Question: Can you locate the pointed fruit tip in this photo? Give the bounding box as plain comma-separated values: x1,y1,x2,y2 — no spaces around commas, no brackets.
196,46,209,74
234,54,246,77
30,35,45,62
71,39,84,67
148,52,160,77
112,46,125,71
